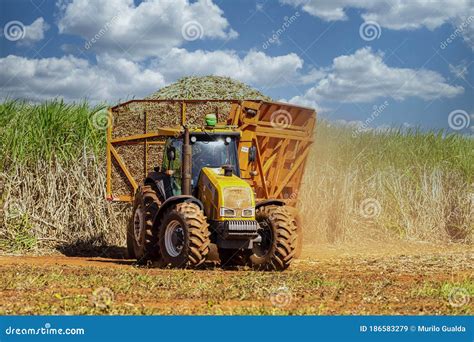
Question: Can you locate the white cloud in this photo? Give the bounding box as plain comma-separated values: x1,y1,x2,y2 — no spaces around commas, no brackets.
290,47,464,104
0,49,304,101
280,0,355,21
0,54,165,102
21,17,50,44
450,10,474,50
2,48,461,105
285,95,319,110
281,0,474,49
298,67,327,84
1,17,50,45
280,0,468,29
57,0,237,60
360,0,469,30
155,48,304,87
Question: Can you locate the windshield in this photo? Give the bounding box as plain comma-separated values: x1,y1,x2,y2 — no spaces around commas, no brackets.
162,135,240,192
192,137,239,186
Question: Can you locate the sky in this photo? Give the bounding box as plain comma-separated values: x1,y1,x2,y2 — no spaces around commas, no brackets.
0,0,473,134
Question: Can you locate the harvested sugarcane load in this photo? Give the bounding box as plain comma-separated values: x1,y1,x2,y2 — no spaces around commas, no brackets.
147,76,272,100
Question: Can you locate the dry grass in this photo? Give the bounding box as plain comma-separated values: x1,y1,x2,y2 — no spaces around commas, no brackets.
0,159,130,253
299,121,473,245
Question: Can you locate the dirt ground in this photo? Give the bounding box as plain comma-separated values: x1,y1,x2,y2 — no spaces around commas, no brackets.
0,242,472,315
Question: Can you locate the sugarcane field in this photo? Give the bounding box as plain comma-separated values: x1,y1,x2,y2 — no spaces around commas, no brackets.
1,3,474,341
1,76,472,316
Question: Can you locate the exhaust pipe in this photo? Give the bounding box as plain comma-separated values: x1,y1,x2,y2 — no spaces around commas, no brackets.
182,127,192,195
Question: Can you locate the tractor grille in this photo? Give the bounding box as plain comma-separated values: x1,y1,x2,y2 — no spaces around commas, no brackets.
222,220,259,239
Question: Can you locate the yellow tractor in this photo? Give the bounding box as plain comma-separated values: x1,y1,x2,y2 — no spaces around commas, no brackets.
106,100,315,270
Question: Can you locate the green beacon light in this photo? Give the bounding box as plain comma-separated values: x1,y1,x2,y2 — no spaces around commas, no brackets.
205,113,217,127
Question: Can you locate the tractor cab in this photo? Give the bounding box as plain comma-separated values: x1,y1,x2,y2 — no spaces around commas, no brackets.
162,129,241,195
158,124,259,251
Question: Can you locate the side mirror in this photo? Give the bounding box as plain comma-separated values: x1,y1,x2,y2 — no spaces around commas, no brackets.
248,146,256,163
166,145,176,161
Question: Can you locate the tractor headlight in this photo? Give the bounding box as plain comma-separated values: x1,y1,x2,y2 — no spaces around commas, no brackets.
241,207,255,217
220,207,236,217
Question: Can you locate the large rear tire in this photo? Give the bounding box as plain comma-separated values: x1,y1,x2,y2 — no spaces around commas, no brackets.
158,202,210,268
127,185,161,263
249,205,297,271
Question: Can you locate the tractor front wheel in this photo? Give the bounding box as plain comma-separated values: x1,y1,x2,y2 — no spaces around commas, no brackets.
158,202,210,268
249,205,298,271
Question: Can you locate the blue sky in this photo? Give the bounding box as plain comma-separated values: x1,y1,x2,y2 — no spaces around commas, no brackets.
0,0,473,133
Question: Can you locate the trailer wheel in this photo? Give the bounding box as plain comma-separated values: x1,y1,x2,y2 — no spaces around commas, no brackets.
127,185,161,263
249,205,297,271
158,202,210,268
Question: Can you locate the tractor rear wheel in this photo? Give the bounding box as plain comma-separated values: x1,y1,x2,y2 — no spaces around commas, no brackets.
158,202,210,268
127,185,161,263
249,205,297,271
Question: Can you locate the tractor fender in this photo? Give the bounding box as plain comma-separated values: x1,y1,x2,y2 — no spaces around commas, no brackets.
255,199,286,209
154,195,204,227
144,171,173,201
